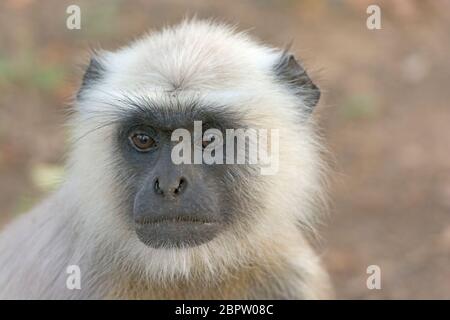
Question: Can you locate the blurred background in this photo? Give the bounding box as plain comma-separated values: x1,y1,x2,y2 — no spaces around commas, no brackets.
0,0,449,299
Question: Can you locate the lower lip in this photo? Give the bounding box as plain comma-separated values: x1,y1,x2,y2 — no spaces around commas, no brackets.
135,220,218,226
134,220,221,248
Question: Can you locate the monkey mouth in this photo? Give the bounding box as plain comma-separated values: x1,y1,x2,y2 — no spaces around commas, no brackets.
135,216,218,226
134,215,221,248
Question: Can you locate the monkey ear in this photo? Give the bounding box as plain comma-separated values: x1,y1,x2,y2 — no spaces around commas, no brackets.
273,52,320,113
77,54,106,99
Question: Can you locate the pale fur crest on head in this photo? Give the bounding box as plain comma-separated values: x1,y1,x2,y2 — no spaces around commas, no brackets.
66,19,327,285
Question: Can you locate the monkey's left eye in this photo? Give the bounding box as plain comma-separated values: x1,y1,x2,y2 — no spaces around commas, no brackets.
129,132,156,152
202,135,215,149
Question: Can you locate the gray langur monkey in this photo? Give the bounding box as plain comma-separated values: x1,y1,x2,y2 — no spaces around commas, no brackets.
0,20,332,299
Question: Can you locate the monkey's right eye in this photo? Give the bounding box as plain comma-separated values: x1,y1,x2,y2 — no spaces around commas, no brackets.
129,132,156,152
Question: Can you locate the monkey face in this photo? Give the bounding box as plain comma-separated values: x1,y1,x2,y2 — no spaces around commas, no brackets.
73,20,321,258
113,106,253,249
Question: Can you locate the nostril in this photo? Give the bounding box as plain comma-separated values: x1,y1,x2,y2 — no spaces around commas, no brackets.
174,177,186,195
154,178,163,195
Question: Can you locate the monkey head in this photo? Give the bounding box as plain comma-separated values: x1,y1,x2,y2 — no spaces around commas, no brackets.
68,20,323,280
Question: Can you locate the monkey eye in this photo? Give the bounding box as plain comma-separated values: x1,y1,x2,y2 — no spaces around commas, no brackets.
129,132,156,152
202,135,215,149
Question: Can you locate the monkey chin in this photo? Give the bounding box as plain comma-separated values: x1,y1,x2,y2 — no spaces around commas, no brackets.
134,220,221,249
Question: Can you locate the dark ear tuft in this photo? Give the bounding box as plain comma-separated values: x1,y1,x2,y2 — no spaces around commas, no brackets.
77,55,106,99
273,52,320,112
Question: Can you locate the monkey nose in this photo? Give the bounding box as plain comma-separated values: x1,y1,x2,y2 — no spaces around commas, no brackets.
153,177,187,197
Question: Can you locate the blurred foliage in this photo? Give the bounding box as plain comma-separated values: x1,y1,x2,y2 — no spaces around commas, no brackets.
12,194,39,216
30,163,64,192
81,0,121,38
339,94,379,120
0,55,66,92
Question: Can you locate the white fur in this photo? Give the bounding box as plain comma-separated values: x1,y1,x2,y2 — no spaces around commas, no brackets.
0,20,331,299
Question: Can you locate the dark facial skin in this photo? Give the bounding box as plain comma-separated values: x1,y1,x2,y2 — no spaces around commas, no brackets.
113,104,249,249
131,141,224,248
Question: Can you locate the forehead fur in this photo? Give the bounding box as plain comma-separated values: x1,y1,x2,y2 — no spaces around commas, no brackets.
99,20,279,92
76,20,311,129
